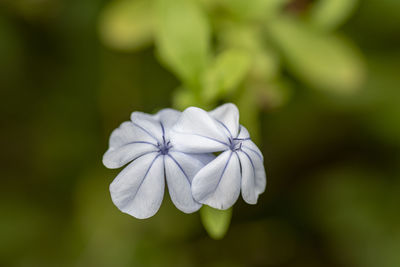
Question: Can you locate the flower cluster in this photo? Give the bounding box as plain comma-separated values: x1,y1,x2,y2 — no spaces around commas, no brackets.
103,103,266,219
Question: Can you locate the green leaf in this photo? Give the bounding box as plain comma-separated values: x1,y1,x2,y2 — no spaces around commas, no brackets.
200,205,232,240
216,24,280,83
98,0,154,51
267,18,365,94
155,0,210,90
172,87,204,110
236,86,261,143
308,0,359,31
249,46,280,81
217,0,289,21
203,49,251,101
217,23,263,52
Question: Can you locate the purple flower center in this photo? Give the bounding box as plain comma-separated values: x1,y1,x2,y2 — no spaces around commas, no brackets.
229,138,242,151
158,136,172,155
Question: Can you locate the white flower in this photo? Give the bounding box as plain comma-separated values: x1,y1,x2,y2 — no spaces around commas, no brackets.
103,109,213,219
171,103,266,210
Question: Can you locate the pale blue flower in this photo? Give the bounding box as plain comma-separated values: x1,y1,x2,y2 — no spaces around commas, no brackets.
103,109,213,219
171,103,267,210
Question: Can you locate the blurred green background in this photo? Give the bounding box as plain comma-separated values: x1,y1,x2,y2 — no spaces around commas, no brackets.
1,0,400,266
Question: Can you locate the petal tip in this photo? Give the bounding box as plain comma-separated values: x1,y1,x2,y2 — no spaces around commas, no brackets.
102,151,119,169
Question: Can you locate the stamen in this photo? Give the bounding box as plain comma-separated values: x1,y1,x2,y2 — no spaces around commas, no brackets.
229,138,242,151
157,138,172,155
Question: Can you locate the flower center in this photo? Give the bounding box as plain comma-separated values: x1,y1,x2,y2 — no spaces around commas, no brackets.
229,138,242,151
158,136,172,155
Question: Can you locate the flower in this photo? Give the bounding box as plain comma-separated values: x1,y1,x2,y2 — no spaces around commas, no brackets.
171,103,266,210
103,109,213,219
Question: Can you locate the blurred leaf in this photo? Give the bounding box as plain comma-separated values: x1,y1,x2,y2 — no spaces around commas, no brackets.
236,88,261,143
172,87,204,109
216,23,280,81
253,79,292,110
200,206,232,240
217,23,263,52
99,0,154,51
249,47,280,81
155,0,210,89
268,18,365,94
216,23,280,85
203,49,251,101
308,0,359,31
217,0,289,21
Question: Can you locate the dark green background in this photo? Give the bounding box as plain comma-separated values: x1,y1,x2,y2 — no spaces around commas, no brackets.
1,0,400,266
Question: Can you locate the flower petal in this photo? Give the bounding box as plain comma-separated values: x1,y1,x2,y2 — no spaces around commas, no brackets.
165,151,208,213
130,112,164,143
181,152,215,165
192,151,241,210
242,139,264,161
108,121,156,148
104,121,160,169
237,149,266,204
209,103,240,138
109,152,165,219
236,125,250,139
103,143,158,169
155,108,180,129
171,107,229,153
